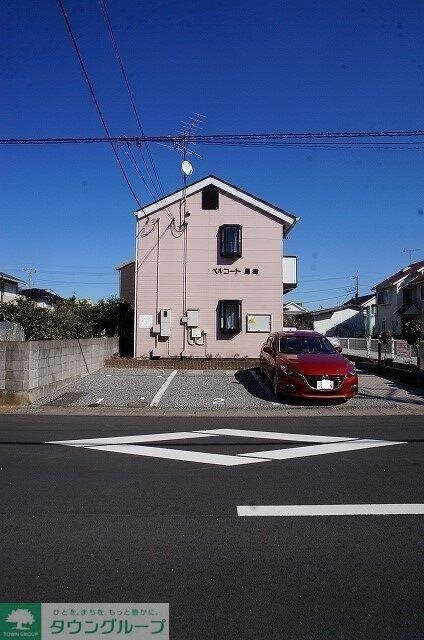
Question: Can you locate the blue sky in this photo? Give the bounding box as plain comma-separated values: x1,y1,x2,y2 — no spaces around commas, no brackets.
2,0,424,306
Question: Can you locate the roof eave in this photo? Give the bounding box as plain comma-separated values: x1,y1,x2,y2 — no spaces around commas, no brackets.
134,175,299,230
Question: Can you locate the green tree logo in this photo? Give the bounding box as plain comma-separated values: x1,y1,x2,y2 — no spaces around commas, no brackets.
6,609,35,630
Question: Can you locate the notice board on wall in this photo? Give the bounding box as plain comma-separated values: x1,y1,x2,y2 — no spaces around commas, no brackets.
246,314,271,333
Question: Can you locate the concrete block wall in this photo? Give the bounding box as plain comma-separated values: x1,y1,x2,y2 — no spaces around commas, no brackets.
0,337,118,404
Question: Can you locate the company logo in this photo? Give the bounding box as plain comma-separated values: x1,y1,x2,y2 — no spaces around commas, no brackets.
6,610,34,631
0,604,41,640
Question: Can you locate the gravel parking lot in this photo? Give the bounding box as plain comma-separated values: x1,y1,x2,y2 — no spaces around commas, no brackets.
24,366,424,412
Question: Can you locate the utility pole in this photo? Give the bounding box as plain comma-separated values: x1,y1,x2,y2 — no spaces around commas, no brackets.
355,271,359,298
23,267,37,288
0,273,4,303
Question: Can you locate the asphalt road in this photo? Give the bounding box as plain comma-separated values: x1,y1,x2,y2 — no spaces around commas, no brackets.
1,414,423,639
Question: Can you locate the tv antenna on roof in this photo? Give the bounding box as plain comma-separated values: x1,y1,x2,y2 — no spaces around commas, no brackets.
403,248,420,262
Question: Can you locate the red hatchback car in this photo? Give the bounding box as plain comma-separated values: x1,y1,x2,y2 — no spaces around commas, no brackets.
260,330,358,400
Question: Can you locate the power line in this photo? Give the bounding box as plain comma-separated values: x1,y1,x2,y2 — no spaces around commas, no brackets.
2,129,424,146
98,0,164,198
56,0,142,208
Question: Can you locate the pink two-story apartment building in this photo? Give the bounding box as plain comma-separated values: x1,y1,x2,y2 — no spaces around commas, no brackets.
118,175,299,358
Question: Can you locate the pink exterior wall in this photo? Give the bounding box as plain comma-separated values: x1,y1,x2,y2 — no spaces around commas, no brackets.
135,187,284,358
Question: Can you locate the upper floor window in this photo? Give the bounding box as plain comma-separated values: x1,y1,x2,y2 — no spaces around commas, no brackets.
219,225,242,256
377,290,390,304
202,185,219,210
371,304,376,315
403,288,413,304
421,285,424,301
219,300,241,333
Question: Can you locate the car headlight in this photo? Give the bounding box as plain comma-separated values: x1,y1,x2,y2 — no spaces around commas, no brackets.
347,365,357,377
279,364,300,376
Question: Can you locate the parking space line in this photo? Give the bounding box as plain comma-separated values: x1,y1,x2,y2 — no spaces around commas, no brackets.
249,370,275,402
150,369,178,407
84,444,270,466
88,397,104,407
237,504,424,517
194,428,356,443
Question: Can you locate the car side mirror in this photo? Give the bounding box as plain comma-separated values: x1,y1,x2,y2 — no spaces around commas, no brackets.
335,345,342,353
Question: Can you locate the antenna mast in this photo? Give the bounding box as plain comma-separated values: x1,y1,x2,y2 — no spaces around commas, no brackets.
23,267,37,288
403,248,419,262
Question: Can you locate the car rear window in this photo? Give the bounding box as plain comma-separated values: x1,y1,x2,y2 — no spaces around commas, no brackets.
279,335,336,354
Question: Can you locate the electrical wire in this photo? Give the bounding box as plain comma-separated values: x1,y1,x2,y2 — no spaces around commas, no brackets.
98,0,163,198
56,0,142,209
3,129,424,146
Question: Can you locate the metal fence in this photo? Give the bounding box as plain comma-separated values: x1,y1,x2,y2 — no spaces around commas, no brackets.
338,337,417,365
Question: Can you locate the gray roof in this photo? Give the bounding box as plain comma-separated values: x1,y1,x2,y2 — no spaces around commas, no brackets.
0,271,26,284
298,303,363,317
19,288,64,303
343,294,375,307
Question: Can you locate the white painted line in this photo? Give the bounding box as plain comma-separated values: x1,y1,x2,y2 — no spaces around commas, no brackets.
250,370,275,402
237,504,424,517
105,374,112,377
195,428,356,443
48,431,217,447
85,445,270,466
240,439,404,460
150,369,178,407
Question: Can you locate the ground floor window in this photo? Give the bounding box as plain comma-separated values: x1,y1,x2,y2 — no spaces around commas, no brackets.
219,300,241,332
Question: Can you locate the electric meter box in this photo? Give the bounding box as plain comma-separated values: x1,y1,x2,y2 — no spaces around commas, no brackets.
159,309,171,337
191,327,202,339
186,309,199,327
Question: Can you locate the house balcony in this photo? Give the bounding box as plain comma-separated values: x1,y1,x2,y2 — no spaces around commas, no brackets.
283,256,298,294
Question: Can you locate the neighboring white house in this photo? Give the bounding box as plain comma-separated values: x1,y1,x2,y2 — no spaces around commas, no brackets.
296,294,375,337
19,288,65,309
343,294,376,336
283,301,308,315
0,272,25,303
373,260,424,337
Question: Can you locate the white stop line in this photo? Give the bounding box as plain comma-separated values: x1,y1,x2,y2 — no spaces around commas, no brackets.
237,504,424,517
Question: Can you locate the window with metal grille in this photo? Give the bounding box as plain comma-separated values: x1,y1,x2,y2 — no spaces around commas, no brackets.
219,300,241,332
202,185,219,210
219,225,242,256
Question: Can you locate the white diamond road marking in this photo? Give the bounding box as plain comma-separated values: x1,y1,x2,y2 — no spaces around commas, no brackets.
48,429,405,466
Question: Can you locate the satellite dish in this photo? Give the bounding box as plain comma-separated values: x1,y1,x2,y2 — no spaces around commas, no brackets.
182,160,193,176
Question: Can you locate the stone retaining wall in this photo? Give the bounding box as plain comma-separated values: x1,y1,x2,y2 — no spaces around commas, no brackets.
0,337,118,404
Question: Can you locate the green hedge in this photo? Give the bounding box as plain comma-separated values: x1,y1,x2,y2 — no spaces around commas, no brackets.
0,297,133,347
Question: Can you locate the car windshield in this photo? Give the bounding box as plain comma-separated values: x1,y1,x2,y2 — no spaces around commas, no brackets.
279,335,336,354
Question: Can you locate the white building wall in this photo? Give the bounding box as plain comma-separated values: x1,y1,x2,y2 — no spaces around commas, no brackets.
375,284,401,335
313,308,364,337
